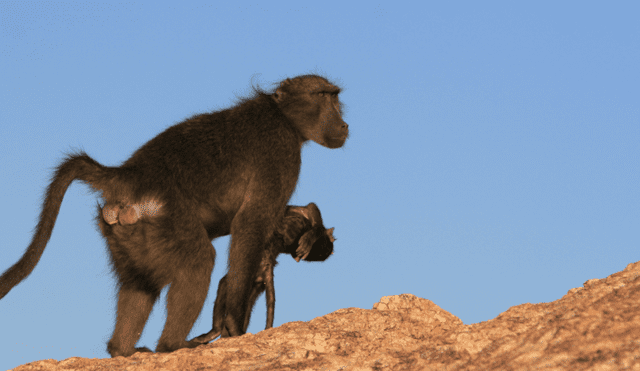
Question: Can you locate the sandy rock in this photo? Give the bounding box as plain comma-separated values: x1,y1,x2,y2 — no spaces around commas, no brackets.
12,261,640,370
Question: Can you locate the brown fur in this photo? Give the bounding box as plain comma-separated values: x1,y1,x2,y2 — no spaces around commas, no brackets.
0,74,348,357
193,202,335,343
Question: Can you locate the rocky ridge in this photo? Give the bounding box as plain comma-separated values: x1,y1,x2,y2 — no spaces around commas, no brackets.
12,261,640,370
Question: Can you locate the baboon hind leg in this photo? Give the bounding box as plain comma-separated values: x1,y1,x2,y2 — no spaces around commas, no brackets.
107,286,158,357
155,239,215,353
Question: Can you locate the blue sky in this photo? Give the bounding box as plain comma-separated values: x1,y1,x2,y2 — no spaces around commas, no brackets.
1,2,638,369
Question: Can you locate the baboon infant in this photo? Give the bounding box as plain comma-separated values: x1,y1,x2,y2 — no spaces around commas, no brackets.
101,201,336,343
192,202,335,343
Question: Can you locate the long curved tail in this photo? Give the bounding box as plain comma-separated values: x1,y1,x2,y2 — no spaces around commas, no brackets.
0,152,111,299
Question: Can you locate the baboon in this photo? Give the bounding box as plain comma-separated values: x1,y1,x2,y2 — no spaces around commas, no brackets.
192,202,335,343
0,74,348,357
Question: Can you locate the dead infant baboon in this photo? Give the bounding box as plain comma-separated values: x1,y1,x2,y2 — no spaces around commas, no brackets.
193,202,335,343
0,74,348,357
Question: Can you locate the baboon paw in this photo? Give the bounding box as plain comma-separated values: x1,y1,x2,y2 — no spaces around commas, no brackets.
135,346,152,353
107,344,151,358
156,340,200,353
191,330,221,343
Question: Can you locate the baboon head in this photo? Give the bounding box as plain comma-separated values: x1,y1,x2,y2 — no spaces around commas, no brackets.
273,75,349,149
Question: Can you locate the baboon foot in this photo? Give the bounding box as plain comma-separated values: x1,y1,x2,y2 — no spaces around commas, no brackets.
107,343,152,358
191,330,222,344
156,339,202,353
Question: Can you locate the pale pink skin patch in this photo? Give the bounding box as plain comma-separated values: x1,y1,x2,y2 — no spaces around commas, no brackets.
102,199,163,225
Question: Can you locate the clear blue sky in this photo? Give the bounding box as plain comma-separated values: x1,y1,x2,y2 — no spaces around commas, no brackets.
1,2,638,369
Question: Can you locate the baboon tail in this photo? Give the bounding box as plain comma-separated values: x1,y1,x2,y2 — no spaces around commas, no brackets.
0,152,111,299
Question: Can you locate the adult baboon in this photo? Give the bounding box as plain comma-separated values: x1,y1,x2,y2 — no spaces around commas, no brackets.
0,75,348,357
193,202,335,343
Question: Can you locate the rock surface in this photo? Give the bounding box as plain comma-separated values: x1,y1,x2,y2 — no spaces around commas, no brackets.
12,261,640,370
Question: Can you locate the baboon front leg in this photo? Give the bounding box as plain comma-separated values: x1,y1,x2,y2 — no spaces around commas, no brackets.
214,281,263,339
218,279,264,339
242,282,265,333
107,286,158,357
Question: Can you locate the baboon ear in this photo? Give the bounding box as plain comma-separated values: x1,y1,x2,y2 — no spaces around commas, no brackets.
289,205,310,220
326,227,336,243
273,79,291,103
273,90,284,103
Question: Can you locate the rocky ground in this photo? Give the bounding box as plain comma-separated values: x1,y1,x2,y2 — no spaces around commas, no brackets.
12,261,640,370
